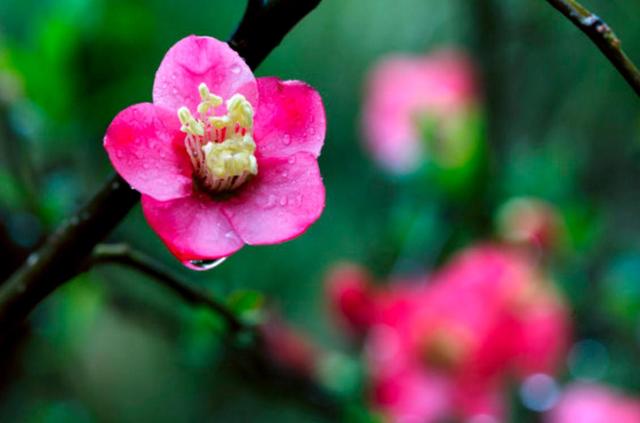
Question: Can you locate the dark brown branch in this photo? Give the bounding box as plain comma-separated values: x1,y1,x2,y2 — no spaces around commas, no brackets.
88,243,247,333
229,0,322,69
0,0,323,337
545,0,640,96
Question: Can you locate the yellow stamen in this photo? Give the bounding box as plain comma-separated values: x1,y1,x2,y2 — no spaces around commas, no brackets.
178,83,258,193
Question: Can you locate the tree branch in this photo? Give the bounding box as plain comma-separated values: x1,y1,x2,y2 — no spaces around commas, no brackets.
229,0,322,69
88,243,247,333
87,243,343,419
545,0,640,96
0,0,324,338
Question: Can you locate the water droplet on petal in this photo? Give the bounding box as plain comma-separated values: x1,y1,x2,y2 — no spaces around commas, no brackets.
282,134,291,145
279,196,288,206
184,257,227,271
288,156,297,164
230,64,242,74
309,127,316,135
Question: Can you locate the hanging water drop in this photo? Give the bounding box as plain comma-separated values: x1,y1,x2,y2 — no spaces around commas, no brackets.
184,257,227,271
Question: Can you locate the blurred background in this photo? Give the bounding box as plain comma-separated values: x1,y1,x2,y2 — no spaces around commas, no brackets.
0,0,639,421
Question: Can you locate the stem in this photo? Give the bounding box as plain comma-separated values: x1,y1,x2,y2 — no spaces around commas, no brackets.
545,0,640,96
88,243,246,333
0,0,324,337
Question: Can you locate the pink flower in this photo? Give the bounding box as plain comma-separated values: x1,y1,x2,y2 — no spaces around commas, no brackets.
104,36,326,265
329,245,570,422
362,50,478,173
547,383,640,423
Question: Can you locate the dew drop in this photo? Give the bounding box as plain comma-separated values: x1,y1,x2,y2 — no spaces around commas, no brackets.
309,127,316,135
230,63,242,74
282,134,291,145
288,156,297,164
184,257,227,271
279,196,288,206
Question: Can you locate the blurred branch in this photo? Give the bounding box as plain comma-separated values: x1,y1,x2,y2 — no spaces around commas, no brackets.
88,243,343,420
88,243,247,333
545,0,640,96
0,0,324,336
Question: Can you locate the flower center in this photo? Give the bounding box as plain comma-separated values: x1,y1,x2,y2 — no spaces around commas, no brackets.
178,83,258,194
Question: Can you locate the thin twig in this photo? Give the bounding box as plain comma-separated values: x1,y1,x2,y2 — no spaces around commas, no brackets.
88,243,247,333
545,0,640,96
0,0,324,335
88,243,343,419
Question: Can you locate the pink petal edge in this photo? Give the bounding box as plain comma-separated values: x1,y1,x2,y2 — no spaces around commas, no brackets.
141,194,244,262
153,35,258,113
223,152,325,245
104,103,193,201
254,77,325,159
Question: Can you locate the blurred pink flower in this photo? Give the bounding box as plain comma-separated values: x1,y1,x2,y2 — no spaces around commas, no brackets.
104,35,326,265
547,383,640,423
362,50,478,173
328,245,570,422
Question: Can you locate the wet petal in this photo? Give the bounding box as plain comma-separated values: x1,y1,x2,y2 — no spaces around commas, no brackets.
153,35,257,113
141,193,244,262
104,103,192,201
254,77,325,159
223,152,325,245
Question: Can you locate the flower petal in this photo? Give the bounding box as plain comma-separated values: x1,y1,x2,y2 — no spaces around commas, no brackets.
153,35,257,113
223,152,325,245
104,103,193,201
254,77,325,159
141,194,244,262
